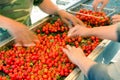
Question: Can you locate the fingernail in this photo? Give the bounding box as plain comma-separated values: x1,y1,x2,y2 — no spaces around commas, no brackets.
24,43,36,47
15,43,22,46
34,40,40,43
68,33,71,37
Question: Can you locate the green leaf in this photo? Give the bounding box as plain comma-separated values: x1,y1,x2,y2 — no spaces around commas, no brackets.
50,39,54,42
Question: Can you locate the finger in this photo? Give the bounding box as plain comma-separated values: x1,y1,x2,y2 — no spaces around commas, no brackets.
99,0,109,11
62,48,70,56
69,17,78,26
62,18,72,28
21,34,33,44
18,32,36,47
66,45,72,51
112,21,117,24
69,31,79,37
18,30,38,47
34,39,40,44
112,18,120,22
68,27,77,37
26,30,40,44
92,1,99,11
112,19,120,23
69,24,73,28
111,15,119,19
15,39,22,46
76,18,85,26
72,15,84,25
72,46,76,49
30,32,40,43
69,25,73,28
23,43,36,47
99,3,106,11
15,40,36,47
15,43,22,46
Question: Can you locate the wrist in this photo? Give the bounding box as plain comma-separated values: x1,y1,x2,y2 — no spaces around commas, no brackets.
77,57,97,75
88,27,98,37
77,56,87,69
54,8,65,15
76,56,86,66
83,28,92,37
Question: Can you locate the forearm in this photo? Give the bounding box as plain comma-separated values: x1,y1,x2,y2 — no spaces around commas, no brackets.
87,23,118,41
0,15,22,27
77,56,97,76
38,0,59,15
0,15,27,34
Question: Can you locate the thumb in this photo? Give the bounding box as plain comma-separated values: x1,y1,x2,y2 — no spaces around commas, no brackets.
92,1,99,11
15,43,22,47
69,31,79,37
99,6,104,11
62,48,70,56
99,2,107,11
68,27,77,37
62,18,72,28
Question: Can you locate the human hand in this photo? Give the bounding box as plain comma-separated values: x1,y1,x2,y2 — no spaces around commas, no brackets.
9,25,39,47
68,24,89,37
62,45,85,66
111,14,120,24
92,0,109,11
57,9,84,27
